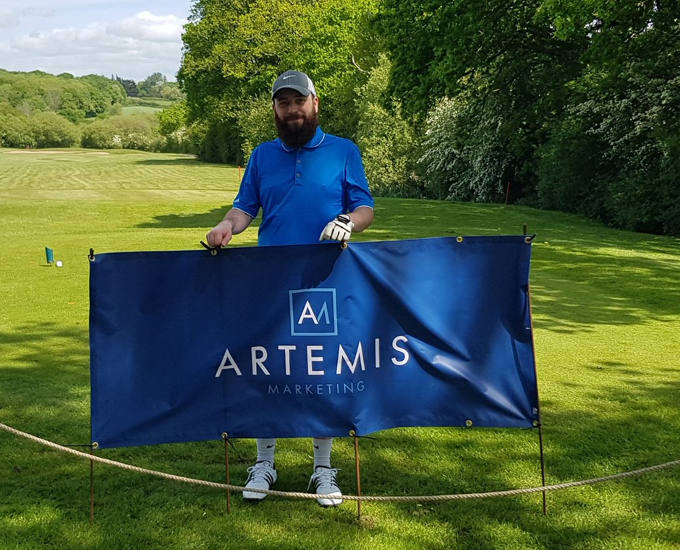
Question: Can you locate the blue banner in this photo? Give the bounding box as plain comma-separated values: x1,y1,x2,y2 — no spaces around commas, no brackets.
90,236,538,449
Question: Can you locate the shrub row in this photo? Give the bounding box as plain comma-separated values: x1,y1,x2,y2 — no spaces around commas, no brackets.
0,103,180,153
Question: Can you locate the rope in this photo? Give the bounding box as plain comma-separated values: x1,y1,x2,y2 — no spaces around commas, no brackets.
2,422,679,502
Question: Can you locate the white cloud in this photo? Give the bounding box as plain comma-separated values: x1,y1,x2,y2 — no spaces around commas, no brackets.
0,5,57,28
108,11,184,43
2,10,187,81
22,7,56,18
0,9,21,28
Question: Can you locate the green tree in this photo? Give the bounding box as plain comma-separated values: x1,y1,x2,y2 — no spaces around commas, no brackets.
116,76,139,97
0,69,126,121
138,72,168,97
158,100,198,153
355,54,421,197
537,0,680,234
378,0,585,202
28,111,79,147
178,0,380,162
237,94,277,162
160,82,184,101
0,102,34,148
81,114,164,151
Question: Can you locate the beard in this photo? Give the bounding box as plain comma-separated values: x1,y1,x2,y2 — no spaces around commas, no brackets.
275,109,319,148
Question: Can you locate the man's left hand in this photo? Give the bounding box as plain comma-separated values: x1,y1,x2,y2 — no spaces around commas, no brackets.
320,214,354,242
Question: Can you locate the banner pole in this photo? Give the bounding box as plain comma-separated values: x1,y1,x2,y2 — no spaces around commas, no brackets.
537,420,548,515
89,446,94,525
524,225,548,515
88,248,95,525
350,430,362,521
529,286,548,514
222,433,231,514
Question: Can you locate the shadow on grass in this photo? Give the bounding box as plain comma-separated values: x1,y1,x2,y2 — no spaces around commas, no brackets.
136,205,232,229
348,365,680,548
2,321,680,548
135,207,261,231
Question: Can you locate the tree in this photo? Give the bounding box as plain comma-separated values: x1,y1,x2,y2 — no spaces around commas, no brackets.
116,77,139,97
29,111,79,147
138,72,167,97
158,100,198,153
0,69,127,121
378,0,585,202
0,102,34,148
537,0,680,234
178,0,380,162
355,54,422,197
160,82,183,101
81,114,164,151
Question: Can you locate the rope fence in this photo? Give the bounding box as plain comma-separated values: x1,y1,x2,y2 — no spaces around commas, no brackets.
2,422,679,503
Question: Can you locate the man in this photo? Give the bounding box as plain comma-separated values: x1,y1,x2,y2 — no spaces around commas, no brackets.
206,70,374,506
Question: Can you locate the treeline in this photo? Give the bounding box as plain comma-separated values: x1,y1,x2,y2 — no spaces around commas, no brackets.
0,69,183,152
0,69,126,121
116,72,183,100
176,0,680,235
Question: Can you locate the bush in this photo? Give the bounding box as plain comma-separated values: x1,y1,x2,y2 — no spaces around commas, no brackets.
158,101,198,154
237,94,276,163
81,120,118,149
28,111,79,147
356,103,421,197
419,93,511,202
355,55,422,197
0,103,35,148
199,121,242,164
538,71,680,236
81,114,165,151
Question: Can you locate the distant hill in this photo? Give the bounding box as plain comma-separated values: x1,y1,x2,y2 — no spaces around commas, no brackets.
0,69,127,122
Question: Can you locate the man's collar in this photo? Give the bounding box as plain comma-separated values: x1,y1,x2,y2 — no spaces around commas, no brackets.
277,126,325,152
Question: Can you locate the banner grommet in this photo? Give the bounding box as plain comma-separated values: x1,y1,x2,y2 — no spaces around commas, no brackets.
465,419,473,427
456,236,464,243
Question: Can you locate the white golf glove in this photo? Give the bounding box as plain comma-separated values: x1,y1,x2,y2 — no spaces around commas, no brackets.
320,214,354,242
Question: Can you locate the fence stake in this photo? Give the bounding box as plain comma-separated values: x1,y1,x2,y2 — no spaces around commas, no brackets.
222,433,231,514
350,430,362,521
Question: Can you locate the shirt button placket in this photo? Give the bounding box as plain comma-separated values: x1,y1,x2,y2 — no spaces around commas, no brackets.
295,153,302,184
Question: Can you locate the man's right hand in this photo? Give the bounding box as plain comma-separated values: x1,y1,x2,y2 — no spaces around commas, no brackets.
206,219,234,247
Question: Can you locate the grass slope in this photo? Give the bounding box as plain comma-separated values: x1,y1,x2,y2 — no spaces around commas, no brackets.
0,148,679,549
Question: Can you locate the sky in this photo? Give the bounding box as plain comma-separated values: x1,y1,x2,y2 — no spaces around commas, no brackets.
0,1,193,82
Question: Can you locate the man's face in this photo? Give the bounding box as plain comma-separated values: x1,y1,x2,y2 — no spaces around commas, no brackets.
273,89,319,148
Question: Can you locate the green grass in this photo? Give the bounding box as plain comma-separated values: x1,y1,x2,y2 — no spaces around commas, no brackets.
1,147,679,549
120,97,176,115
120,105,163,115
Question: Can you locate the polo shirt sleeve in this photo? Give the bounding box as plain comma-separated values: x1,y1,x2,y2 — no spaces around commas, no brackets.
344,142,375,211
232,148,261,218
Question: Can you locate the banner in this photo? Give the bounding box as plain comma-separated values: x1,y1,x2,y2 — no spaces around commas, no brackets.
90,236,538,449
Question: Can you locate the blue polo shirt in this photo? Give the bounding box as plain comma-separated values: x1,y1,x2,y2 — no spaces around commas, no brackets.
233,127,374,246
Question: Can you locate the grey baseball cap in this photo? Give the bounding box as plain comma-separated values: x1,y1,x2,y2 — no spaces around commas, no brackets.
271,70,317,98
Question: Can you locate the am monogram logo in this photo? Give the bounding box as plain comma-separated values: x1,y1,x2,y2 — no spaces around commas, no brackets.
289,288,338,336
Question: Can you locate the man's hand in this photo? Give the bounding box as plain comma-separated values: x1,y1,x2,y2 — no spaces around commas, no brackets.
320,214,354,242
206,219,234,247
206,209,254,247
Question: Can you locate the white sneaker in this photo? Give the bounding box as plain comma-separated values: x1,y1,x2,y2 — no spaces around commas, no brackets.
243,460,277,501
308,466,343,507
